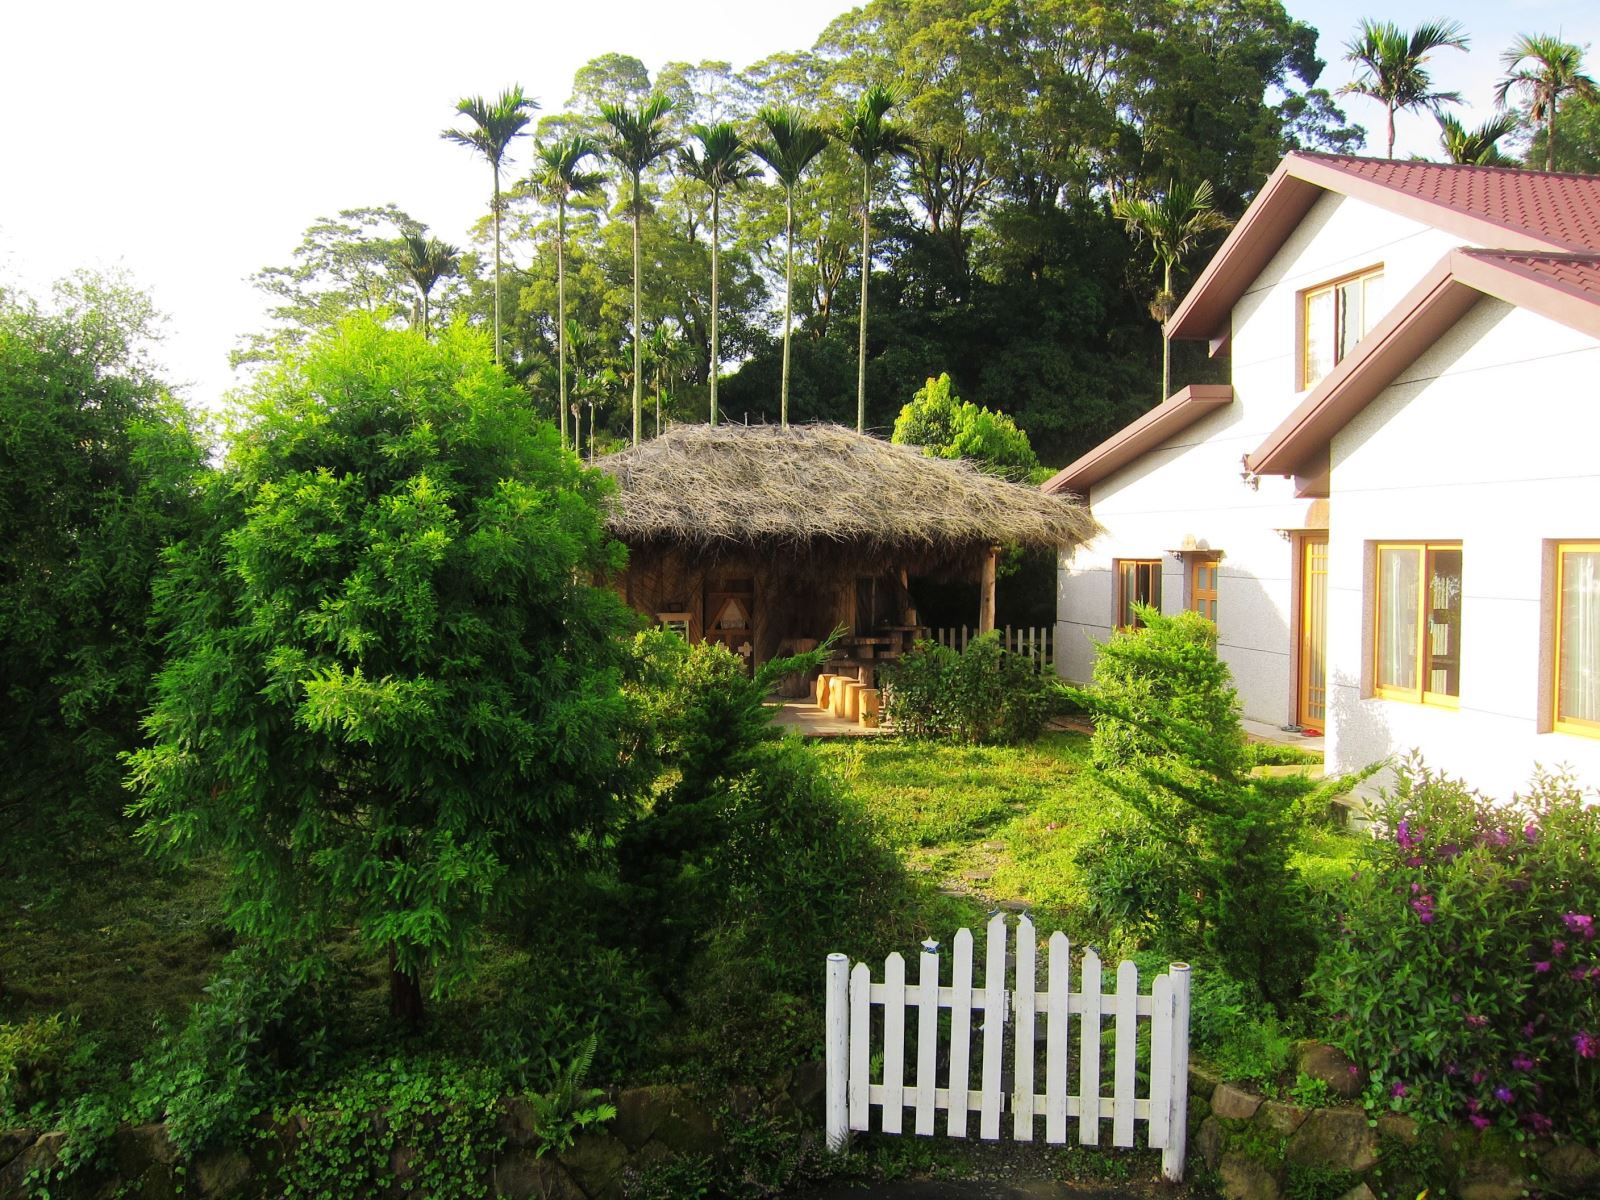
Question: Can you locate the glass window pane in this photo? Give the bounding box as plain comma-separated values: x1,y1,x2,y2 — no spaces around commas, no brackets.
1426,548,1462,698
1377,548,1421,692
1362,273,1384,335
1304,288,1334,388
1560,549,1600,724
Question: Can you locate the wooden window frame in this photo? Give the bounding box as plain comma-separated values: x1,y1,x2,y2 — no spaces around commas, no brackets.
1553,541,1600,738
1113,559,1162,630
1186,555,1219,624
1299,264,1384,392
1372,541,1461,709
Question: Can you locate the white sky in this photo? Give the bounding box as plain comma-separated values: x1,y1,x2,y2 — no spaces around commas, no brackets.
2,0,1594,411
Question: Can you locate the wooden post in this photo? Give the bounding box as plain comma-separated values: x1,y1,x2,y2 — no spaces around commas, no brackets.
978,546,998,634
826,952,850,1152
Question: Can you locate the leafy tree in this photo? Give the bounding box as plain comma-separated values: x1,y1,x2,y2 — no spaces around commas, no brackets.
0,273,206,839
600,93,678,445
1339,18,1469,158
1436,112,1518,165
442,86,538,365
1523,92,1600,172
680,122,760,425
891,373,1038,478
836,85,918,433
1496,34,1598,172
126,318,637,1025
394,233,461,338
533,135,605,450
1111,178,1232,401
751,107,832,428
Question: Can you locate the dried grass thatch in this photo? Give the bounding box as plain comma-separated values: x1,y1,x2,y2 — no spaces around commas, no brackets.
597,423,1098,560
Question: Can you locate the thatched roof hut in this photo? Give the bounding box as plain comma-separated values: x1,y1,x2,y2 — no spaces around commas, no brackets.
596,423,1097,685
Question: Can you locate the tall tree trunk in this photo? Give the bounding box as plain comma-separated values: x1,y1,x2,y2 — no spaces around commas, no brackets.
388,946,425,1028
557,198,568,452
492,163,503,366
1161,259,1172,402
1385,104,1396,158
1547,95,1557,171
781,191,795,429
710,189,721,427
632,173,643,446
422,292,431,340
857,164,871,433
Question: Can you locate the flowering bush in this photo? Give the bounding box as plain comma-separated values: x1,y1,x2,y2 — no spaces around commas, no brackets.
1313,757,1600,1138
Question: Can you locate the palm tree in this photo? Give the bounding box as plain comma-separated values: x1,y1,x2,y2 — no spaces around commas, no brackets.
645,325,698,436
1111,179,1233,402
1437,112,1519,166
836,85,917,433
750,108,831,429
395,233,461,338
533,136,604,451
600,94,678,445
1340,19,1470,157
680,123,760,426
442,86,538,366
1496,34,1599,171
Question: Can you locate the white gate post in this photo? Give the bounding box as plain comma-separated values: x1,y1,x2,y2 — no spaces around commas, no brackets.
1161,962,1192,1181
825,952,851,1152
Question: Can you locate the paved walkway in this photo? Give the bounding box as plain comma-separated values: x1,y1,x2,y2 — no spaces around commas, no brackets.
769,698,887,738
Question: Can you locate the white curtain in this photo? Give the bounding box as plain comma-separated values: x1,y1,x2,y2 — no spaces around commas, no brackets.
1378,548,1420,692
1561,550,1600,724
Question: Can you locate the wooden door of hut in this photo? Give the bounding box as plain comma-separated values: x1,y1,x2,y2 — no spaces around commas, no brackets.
704,576,756,674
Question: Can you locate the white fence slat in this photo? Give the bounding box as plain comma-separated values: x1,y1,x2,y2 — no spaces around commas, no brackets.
1112,959,1138,1147
850,962,871,1131
979,913,1006,1139
1148,972,1173,1149
1045,932,1070,1143
1012,915,1036,1140
916,941,940,1135
882,952,906,1134
1162,964,1192,1181
1078,948,1102,1146
947,928,974,1138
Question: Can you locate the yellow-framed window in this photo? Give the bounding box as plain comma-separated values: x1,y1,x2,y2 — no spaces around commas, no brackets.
1554,542,1600,737
1373,542,1461,707
1302,266,1383,390
1188,557,1219,623
1114,559,1162,629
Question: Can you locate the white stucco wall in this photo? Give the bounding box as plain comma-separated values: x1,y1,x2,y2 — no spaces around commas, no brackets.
1325,297,1600,798
1058,191,1470,728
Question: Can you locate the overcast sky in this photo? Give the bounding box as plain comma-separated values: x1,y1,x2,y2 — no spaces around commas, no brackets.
2,0,1594,411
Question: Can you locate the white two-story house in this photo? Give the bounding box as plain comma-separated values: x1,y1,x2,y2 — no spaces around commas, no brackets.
1046,152,1600,798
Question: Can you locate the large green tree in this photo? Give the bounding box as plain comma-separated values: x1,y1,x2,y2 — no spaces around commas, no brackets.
836,85,917,433
600,94,678,445
0,273,206,839
443,86,538,366
126,318,636,1024
1496,34,1598,172
751,108,832,428
1339,18,1469,157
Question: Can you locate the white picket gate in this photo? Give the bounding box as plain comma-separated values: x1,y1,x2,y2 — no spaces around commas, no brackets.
823,914,1192,1181
930,625,1054,670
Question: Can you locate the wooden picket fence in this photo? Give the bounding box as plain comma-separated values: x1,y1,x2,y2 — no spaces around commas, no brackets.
929,625,1054,669
823,914,1192,1181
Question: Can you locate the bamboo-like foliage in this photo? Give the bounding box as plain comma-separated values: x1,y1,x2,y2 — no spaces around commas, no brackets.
1495,34,1598,172
836,85,917,433
1110,179,1232,402
680,122,761,427
395,233,461,338
1436,113,1519,166
600,94,678,446
750,108,831,429
1339,19,1469,158
441,86,538,366
534,136,605,451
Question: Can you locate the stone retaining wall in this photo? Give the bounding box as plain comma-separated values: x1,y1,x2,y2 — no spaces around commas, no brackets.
1188,1065,1600,1200
0,1066,825,1200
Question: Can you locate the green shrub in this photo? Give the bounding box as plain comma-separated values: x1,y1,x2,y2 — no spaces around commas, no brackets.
1182,964,1296,1088
1313,758,1600,1140
0,1013,88,1124
881,632,1059,744
1070,608,1340,1007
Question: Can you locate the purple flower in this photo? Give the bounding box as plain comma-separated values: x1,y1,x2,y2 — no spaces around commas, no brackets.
1405,855,1424,868
1573,967,1588,981
1438,842,1462,861
1526,1112,1554,1135
1472,1070,1487,1084
1552,940,1568,957
1523,1022,1537,1038
1525,822,1542,843
1479,827,1510,848
1469,1114,1491,1130
1411,893,1436,923
1512,1054,1536,1072
1562,913,1595,939
1575,1032,1598,1059
1390,1080,1407,1098
1466,1015,1489,1030
1534,961,1552,974
1495,1086,1514,1103
1397,820,1423,850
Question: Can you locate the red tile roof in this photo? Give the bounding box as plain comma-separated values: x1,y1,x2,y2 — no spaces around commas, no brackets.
1463,250,1600,306
1167,153,1600,341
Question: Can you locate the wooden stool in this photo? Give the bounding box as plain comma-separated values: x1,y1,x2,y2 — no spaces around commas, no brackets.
816,673,836,708
841,681,864,721
858,688,881,729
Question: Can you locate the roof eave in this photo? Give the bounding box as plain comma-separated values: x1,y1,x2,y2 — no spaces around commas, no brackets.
1041,384,1234,496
